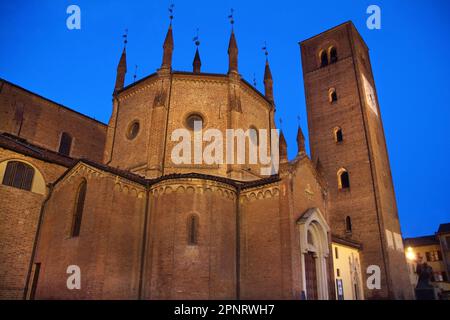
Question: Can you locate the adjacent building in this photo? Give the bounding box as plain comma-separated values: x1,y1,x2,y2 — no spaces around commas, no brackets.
404,223,450,296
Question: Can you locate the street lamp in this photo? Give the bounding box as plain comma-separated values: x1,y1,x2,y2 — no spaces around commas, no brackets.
406,247,416,261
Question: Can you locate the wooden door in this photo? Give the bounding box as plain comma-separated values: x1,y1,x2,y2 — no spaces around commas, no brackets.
305,252,318,300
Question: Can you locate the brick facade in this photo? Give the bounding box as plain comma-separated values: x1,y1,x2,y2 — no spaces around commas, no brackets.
0,146,69,299
0,79,107,162
0,21,411,300
300,21,413,299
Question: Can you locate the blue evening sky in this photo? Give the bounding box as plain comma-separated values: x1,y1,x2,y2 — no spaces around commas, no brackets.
0,1,449,237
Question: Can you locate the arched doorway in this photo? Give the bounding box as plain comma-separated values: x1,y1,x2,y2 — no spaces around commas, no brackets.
297,208,330,300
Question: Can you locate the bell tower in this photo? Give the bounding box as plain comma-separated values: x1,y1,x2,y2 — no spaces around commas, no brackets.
300,22,413,299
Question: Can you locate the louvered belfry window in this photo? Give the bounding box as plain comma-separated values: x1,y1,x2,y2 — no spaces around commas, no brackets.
2,161,35,191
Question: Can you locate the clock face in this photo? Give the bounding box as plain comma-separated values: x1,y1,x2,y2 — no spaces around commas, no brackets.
362,74,379,117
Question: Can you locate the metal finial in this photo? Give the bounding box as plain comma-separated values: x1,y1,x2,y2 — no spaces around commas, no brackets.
253,73,257,87
279,117,283,129
169,4,175,23
262,41,269,60
123,29,128,47
228,8,235,27
192,28,200,47
297,115,301,126
133,65,138,83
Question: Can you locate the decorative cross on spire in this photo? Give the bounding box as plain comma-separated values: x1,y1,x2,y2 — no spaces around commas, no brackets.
168,4,175,24
228,8,235,27
262,41,269,60
192,28,200,47
123,29,128,48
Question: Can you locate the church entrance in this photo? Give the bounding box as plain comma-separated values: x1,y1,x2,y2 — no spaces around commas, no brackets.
305,252,318,300
297,208,331,300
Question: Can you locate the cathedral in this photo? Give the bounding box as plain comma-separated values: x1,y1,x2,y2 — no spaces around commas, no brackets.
0,19,413,300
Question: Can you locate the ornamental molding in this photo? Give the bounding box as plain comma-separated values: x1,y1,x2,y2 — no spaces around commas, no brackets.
172,76,228,86
54,162,146,199
118,77,159,101
239,184,280,202
238,82,272,110
149,178,236,200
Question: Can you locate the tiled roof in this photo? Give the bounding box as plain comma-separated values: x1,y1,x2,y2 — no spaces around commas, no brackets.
82,159,280,190
404,235,438,247
332,234,362,250
0,133,76,167
1,133,281,191
437,223,450,234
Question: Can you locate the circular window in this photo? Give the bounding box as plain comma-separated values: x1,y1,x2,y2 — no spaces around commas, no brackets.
127,121,140,140
186,114,204,131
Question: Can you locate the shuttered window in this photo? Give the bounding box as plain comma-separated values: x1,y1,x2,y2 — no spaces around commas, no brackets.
2,161,35,191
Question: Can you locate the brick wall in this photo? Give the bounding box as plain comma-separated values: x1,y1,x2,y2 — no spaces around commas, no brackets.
0,79,107,162
107,72,273,180
34,165,146,299
301,22,413,299
0,147,68,299
144,179,237,299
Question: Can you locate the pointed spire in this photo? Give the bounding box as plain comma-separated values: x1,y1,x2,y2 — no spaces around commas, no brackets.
279,131,288,162
192,28,201,73
228,30,238,73
227,9,238,74
264,59,274,102
161,5,175,70
263,44,274,103
297,126,306,154
193,48,201,73
264,59,272,81
161,24,174,70
114,30,128,94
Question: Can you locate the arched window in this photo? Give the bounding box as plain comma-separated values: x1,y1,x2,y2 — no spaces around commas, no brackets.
329,47,338,64
71,179,87,237
249,126,259,146
334,127,343,143
329,88,338,103
2,161,35,191
187,214,199,245
320,50,328,68
58,132,72,156
345,216,352,233
337,168,350,190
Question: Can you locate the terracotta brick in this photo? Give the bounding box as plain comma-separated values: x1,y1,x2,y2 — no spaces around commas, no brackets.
300,22,413,299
